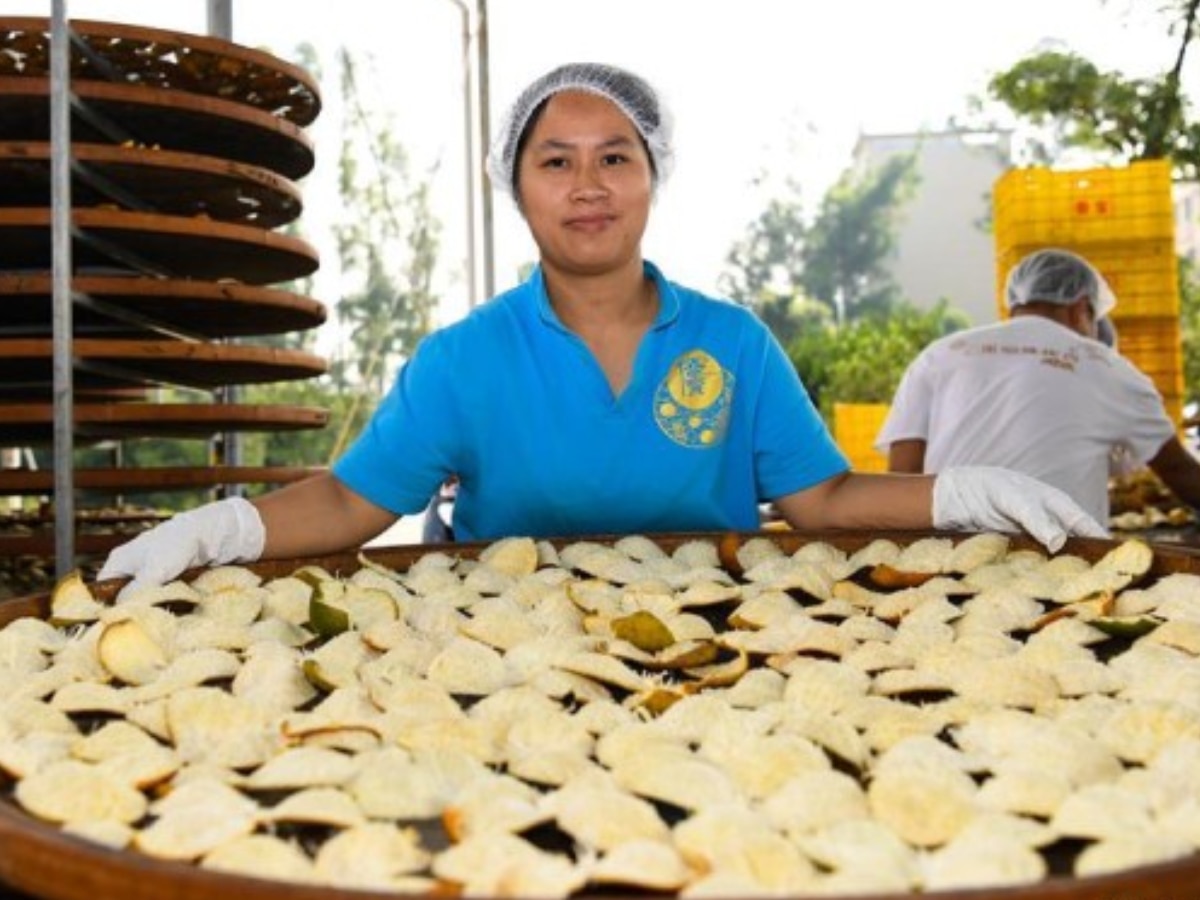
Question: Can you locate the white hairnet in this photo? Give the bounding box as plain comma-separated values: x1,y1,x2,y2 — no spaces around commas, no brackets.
1004,248,1116,318
486,62,675,199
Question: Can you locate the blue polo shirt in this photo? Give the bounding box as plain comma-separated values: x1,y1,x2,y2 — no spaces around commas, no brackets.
333,261,848,541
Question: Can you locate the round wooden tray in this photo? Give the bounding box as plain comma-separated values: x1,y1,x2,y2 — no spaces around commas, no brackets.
0,274,326,340
0,338,327,394
0,208,319,284
0,142,303,228
0,531,1199,900
0,77,315,179
0,16,321,127
0,402,328,444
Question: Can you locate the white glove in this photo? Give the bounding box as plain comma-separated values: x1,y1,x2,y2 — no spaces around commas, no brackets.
97,497,266,594
933,466,1109,552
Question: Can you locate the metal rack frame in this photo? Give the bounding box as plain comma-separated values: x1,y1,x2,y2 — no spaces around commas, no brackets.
50,0,74,576
48,0,235,578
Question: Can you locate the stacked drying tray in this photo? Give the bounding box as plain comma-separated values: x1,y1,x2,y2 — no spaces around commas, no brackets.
0,17,332,559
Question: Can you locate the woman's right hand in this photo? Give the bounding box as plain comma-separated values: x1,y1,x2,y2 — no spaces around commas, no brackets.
97,496,266,596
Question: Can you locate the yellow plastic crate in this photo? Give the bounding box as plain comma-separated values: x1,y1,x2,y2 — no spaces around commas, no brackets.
994,160,1175,250
833,402,891,473
996,238,1180,320
1163,394,1185,432
1113,314,1185,402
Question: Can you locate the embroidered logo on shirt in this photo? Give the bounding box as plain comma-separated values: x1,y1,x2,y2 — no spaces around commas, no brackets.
653,349,733,448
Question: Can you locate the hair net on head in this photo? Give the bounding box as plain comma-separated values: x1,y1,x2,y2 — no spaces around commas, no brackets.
486,62,675,199
1004,247,1116,318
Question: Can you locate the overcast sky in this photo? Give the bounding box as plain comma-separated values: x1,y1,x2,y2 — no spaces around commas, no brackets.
19,0,1182,322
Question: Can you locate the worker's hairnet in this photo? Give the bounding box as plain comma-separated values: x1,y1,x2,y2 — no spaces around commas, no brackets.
1004,248,1116,318
486,62,675,199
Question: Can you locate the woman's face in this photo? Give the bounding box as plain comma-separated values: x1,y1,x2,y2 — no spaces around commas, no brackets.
515,90,654,278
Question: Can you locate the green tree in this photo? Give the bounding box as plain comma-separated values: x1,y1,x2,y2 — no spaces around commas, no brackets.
238,379,370,481
718,175,808,309
986,2,1200,176
256,47,444,466
1181,256,1200,411
225,47,443,474
717,174,814,348
719,152,917,347
788,300,970,422
799,154,918,321
332,49,441,401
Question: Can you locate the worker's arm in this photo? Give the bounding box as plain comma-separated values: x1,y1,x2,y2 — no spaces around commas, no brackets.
773,470,934,531
254,471,399,559
772,466,1107,552
887,438,927,474
1146,436,1200,511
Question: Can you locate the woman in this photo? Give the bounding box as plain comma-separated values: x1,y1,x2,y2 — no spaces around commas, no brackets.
100,63,1105,593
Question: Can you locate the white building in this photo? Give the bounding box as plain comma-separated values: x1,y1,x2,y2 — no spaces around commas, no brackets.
854,131,1200,325
1174,181,1200,263
851,130,1014,325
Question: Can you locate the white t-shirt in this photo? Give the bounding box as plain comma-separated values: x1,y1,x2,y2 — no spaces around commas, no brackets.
876,316,1175,525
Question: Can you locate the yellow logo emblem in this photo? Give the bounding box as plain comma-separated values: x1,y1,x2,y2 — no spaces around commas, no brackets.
654,350,733,448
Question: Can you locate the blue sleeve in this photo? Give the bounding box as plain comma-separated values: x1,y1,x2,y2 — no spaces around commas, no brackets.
753,326,849,499
332,333,459,516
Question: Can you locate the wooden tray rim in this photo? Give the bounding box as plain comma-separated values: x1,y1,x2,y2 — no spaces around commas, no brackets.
0,15,322,126
2,530,1200,900
0,141,304,226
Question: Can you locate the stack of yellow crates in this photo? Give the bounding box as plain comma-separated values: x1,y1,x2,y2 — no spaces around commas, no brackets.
992,159,1184,427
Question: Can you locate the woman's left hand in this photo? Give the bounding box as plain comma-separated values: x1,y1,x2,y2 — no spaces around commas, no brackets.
933,466,1109,552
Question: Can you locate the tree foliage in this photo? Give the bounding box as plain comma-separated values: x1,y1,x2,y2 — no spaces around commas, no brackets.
331,49,441,400
718,143,935,419
987,1,1200,177
239,379,373,482
1181,257,1200,411
718,176,808,312
788,301,970,422
718,139,943,424
798,154,919,320
719,154,916,330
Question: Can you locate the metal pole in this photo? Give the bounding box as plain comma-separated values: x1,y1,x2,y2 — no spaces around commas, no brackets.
50,0,76,575
206,0,232,40
449,0,477,307
477,0,494,299
437,0,479,308
207,0,241,484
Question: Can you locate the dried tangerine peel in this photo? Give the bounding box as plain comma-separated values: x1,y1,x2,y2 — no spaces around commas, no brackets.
0,534,1198,896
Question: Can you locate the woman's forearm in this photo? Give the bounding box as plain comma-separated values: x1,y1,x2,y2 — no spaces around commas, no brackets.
253,472,398,559
775,471,936,532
